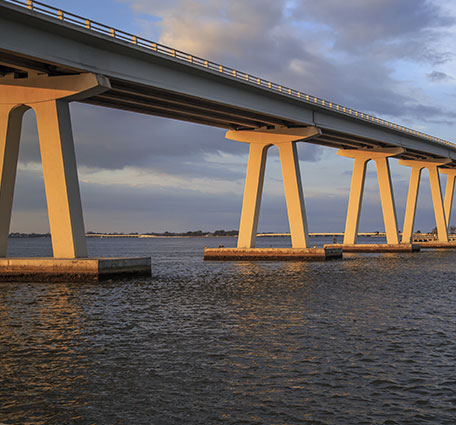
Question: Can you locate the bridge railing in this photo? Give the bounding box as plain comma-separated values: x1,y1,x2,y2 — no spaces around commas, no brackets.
4,0,454,149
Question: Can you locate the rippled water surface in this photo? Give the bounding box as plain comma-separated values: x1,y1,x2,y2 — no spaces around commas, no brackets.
1,236,456,424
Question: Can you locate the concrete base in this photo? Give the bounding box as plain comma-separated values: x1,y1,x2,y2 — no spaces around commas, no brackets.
326,243,420,253
419,241,456,249
203,247,343,261
0,257,151,282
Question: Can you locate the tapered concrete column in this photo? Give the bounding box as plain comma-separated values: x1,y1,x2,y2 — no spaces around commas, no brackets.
375,156,400,244
237,143,269,248
429,166,448,242
440,169,456,226
401,166,422,243
399,159,451,243
341,156,368,245
0,104,28,256
33,100,87,258
278,141,308,248
227,126,320,248
338,148,403,245
0,72,110,258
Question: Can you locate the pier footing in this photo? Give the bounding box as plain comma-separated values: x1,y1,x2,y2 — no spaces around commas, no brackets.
203,247,342,261
0,257,151,282
419,241,456,249
326,243,420,253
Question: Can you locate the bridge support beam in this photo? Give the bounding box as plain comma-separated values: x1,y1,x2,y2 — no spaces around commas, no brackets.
338,148,404,245
440,169,456,227
226,127,320,249
0,72,110,258
0,104,27,257
278,141,309,249
399,159,451,243
236,143,269,248
33,100,88,258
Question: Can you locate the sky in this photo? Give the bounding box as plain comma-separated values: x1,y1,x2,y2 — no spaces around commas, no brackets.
11,0,456,234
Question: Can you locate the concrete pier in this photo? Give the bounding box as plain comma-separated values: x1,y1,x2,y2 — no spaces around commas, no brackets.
0,257,151,282
203,247,342,261
327,243,420,253
419,241,456,249
400,159,451,244
338,148,404,246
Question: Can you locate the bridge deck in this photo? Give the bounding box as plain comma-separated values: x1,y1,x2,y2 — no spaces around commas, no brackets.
0,0,455,165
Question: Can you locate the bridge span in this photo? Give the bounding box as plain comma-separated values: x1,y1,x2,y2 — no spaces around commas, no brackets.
1,0,456,266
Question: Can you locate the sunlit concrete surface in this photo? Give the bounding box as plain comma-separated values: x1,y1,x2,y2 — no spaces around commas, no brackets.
328,244,420,253
203,247,342,261
419,242,456,249
0,73,110,258
399,159,451,244
337,148,403,246
226,127,319,250
440,169,456,227
0,257,151,281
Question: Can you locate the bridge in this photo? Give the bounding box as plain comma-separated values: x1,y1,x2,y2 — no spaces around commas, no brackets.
1,0,456,269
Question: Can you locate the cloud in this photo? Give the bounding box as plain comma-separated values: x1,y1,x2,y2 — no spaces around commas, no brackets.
119,0,456,122
426,70,453,82
294,0,454,61
10,161,440,233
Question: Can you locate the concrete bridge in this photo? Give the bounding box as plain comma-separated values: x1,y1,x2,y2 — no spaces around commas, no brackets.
1,0,456,269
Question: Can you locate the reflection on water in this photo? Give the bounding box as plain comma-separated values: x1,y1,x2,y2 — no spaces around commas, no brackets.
1,237,456,424
0,283,90,424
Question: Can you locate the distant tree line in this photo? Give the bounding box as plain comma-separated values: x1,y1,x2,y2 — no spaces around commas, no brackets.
85,230,239,237
12,227,455,238
9,232,50,238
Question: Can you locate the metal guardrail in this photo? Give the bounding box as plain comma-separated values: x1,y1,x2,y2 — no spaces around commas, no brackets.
3,0,455,148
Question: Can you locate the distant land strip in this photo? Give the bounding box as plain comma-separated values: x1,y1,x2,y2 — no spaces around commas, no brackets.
9,231,453,239
84,232,424,238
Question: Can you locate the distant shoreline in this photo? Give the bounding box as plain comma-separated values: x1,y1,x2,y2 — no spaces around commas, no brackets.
8,232,441,238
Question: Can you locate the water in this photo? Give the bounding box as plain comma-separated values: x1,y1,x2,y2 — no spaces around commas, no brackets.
1,236,456,424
